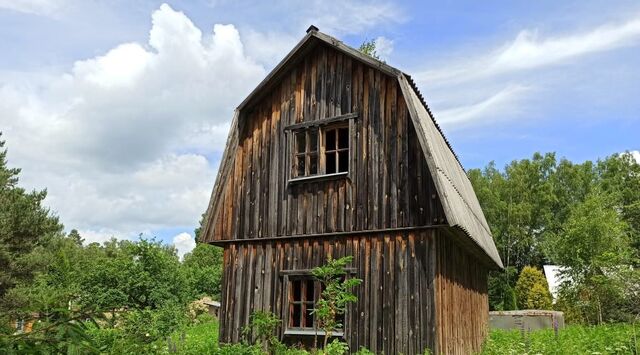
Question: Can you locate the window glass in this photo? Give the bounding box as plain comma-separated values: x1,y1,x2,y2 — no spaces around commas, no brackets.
289,277,318,329
296,132,306,153
338,127,349,149
326,153,336,174
292,124,349,179
338,151,349,172
326,129,336,150
309,129,318,152
297,155,305,176
309,154,318,175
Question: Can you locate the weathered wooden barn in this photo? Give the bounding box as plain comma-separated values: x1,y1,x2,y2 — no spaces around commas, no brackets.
200,26,504,354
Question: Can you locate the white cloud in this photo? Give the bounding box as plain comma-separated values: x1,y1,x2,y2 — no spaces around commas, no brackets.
0,2,406,241
243,29,298,67
0,0,69,17
307,1,404,36
0,3,264,237
437,85,530,126
412,14,640,131
172,232,196,259
628,150,640,164
374,36,393,58
417,15,640,86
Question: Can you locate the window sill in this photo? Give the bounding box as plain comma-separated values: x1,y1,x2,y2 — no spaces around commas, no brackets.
288,172,348,185
284,329,344,337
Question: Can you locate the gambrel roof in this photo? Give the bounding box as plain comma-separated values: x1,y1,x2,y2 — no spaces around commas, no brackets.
200,27,504,269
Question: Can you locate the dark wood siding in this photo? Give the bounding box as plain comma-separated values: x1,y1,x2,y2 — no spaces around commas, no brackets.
218,229,438,354
206,43,445,243
435,230,489,355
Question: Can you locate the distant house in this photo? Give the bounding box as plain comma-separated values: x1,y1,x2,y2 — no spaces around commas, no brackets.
543,265,564,301
200,26,503,354
9,315,37,334
203,300,221,317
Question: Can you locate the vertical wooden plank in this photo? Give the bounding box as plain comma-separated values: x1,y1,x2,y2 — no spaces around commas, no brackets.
388,80,398,228
369,69,379,230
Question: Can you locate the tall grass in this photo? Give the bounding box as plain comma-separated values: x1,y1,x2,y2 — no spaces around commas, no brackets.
482,324,638,355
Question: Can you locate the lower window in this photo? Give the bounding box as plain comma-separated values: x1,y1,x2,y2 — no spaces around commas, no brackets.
287,277,318,330
283,274,346,336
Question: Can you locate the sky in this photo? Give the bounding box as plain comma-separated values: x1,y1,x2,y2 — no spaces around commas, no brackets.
1,0,639,256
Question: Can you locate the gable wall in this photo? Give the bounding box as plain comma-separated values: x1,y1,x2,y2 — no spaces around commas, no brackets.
206,43,445,242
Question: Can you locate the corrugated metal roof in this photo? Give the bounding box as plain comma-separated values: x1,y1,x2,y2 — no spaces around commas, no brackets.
399,74,503,268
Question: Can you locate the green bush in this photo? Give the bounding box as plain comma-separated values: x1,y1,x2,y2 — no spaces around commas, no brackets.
515,266,552,310
122,303,188,344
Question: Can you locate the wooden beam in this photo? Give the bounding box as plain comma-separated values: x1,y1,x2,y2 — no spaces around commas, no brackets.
207,225,448,246
283,112,358,131
279,268,356,276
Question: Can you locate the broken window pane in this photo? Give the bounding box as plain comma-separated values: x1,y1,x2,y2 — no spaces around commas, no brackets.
309,153,317,175
297,155,306,176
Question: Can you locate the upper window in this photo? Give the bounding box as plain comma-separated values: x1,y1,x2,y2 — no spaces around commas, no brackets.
294,128,319,177
292,124,349,179
324,126,349,174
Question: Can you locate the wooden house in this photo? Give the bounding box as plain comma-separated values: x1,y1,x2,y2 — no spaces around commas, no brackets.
199,26,504,354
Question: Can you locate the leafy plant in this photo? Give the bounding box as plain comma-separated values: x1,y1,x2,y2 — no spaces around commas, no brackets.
358,39,380,60
242,310,281,353
311,256,362,349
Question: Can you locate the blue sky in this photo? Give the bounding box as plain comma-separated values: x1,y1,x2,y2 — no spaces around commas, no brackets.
1,0,639,254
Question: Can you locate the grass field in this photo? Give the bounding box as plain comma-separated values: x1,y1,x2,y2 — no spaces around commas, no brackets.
481,323,639,355
162,321,639,354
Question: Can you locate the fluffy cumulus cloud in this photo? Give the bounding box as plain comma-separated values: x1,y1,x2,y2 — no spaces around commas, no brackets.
172,232,196,259
0,4,265,239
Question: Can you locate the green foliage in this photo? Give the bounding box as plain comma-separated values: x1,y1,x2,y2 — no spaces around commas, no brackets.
358,39,380,60
183,243,224,299
0,308,101,354
515,266,552,310
481,324,639,355
548,191,637,323
352,346,376,355
242,310,281,353
321,338,349,355
488,267,518,311
312,256,362,349
471,151,640,321
0,132,64,311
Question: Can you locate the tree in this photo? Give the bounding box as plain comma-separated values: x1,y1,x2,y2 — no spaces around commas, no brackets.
358,39,380,60
514,266,552,310
0,132,64,312
312,256,362,349
182,243,223,299
488,267,518,311
547,191,635,323
186,215,224,299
